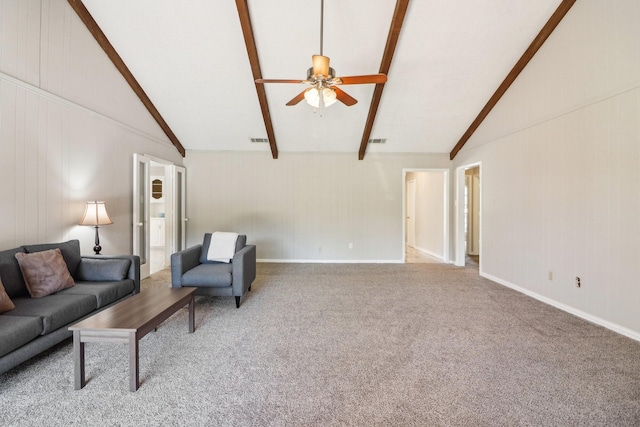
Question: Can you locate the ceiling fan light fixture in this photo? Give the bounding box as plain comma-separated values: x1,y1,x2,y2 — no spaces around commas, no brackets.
312,55,330,78
304,87,337,108
322,87,337,106
257,0,384,109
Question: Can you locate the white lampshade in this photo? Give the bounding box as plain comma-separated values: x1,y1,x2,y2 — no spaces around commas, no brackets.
79,201,113,226
304,87,337,108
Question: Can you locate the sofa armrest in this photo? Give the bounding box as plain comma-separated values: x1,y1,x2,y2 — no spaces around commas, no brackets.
231,245,256,296
81,255,141,294
171,245,202,288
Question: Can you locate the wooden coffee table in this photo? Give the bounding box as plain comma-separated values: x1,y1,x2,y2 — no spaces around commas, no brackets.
69,287,197,392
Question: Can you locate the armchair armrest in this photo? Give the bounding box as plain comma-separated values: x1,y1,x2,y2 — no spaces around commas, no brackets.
81,255,141,294
171,245,202,288
231,245,256,296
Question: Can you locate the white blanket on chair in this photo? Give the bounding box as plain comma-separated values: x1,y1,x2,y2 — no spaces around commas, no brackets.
207,231,239,263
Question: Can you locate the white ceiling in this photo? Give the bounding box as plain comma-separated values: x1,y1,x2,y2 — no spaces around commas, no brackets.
82,0,562,157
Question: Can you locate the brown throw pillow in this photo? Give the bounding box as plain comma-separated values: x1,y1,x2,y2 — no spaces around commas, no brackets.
15,248,74,298
0,277,15,313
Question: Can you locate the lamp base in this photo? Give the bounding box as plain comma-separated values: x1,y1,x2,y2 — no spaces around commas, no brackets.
93,226,102,255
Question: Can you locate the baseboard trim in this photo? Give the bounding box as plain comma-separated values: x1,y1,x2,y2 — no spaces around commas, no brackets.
258,259,403,264
413,246,445,261
481,272,640,343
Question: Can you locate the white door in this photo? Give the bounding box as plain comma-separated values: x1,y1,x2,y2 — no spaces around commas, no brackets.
172,165,187,252
133,154,151,278
465,167,480,256
406,180,416,248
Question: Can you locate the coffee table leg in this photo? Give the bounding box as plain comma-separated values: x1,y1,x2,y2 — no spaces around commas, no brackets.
188,294,195,333
129,331,139,392
73,330,85,389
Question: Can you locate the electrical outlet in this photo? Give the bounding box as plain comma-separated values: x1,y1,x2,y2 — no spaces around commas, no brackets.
348,243,353,249
575,276,581,288
548,271,553,281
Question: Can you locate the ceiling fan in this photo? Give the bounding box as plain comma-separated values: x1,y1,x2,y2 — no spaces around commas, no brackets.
255,0,387,109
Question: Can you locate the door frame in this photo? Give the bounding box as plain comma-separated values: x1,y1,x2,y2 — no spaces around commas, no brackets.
406,179,417,248
133,154,186,279
454,161,482,267
402,168,450,263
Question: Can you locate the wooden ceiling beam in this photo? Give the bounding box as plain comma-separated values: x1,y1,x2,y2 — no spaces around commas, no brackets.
236,0,279,159
67,0,185,157
449,0,577,160
358,0,410,160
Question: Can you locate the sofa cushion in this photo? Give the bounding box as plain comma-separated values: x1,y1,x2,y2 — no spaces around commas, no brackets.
15,249,75,298
59,280,134,308
23,240,82,278
8,294,97,335
0,278,15,313
199,233,246,264
76,258,131,282
181,263,233,287
0,315,43,358
0,247,28,298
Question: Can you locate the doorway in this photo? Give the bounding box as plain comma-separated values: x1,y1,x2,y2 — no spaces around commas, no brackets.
455,162,481,268
133,154,187,279
149,162,168,274
403,169,449,263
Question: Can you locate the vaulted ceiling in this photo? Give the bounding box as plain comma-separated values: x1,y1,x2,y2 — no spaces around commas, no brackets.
73,0,574,160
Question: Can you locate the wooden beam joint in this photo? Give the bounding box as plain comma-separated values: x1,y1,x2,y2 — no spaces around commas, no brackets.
236,0,279,159
358,0,410,160
67,0,186,157
449,0,577,160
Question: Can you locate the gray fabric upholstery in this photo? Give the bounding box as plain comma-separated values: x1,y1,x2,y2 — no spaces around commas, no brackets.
0,315,43,358
0,247,28,298
8,294,97,335
199,233,246,264
82,255,141,294
75,258,131,281
59,280,135,308
22,240,82,278
181,264,232,287
0,242,140,375
232,245,257,296
172,234,256,307
0,294,133,375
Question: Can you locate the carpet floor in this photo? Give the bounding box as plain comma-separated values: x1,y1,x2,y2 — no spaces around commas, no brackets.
1,262,639,426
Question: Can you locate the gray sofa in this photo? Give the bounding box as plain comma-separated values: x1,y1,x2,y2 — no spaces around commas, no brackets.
0,239,140,374
171,234,256,308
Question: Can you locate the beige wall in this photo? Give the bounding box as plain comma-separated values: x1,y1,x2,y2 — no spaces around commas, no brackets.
0,0,183,254
2,0,638,339
454,0,640,338
184,152,450,262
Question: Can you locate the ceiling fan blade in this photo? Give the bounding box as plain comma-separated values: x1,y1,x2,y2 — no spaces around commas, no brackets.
336,74,387,85
286,90,307,106
255,79,305,84
332,87,357,106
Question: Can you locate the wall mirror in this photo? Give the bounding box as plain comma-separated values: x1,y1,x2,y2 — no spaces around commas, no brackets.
152,179,163,199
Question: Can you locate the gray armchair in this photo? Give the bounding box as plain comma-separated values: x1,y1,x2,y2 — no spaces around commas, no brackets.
171,234,256,308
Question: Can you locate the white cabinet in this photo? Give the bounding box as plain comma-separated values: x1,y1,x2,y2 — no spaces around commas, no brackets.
150,218,165,247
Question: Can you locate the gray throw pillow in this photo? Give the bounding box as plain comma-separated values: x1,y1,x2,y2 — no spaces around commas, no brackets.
76,258,131,282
